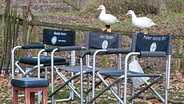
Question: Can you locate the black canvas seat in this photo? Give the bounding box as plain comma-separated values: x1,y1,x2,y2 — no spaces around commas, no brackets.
19,56,67,66
11,77,49,88
98,68,161,77
59,65,92,73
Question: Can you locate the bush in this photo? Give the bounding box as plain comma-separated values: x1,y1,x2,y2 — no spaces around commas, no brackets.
80,0,161,17
79,0,100,17
166,0,184,13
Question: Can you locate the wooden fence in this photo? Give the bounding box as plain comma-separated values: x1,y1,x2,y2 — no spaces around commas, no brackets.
28,20,184,71
0,12,184,73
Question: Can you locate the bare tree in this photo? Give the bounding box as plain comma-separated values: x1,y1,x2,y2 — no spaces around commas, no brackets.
62,0,82,11
0,0,11,73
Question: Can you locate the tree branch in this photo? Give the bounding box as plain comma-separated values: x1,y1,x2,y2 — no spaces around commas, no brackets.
62,0,80,11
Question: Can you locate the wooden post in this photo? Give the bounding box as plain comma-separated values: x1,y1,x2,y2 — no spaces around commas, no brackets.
174,39,183,71
102,55,108,69
0,13,5,73
29,15,40,57
22,6,29,44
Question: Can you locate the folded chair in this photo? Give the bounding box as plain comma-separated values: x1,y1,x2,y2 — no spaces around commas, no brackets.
90,32,172,104
49,32,124,104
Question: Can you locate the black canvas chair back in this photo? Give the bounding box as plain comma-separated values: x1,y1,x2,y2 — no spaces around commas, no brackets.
132,33,172,55
85,32,122,49
43,29,75,46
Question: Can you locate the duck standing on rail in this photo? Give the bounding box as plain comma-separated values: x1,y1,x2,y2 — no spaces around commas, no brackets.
126,10,156,34
97,5,120,33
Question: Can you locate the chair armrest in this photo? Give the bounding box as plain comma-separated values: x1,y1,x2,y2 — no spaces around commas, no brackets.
58,46,86,51
140,51,167,57
106,48,131,54
80,50,93,59
45,47,57,52
21,44,45,49
44,46,86,53
80,48,131,59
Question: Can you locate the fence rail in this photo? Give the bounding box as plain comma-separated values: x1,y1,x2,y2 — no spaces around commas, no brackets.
28,20,184,38
28,20,184,70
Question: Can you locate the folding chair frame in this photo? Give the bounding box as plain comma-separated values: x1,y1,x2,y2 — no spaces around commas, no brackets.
48,46,87,103
124,52,171,104
11,44,45,79
80,48,130,104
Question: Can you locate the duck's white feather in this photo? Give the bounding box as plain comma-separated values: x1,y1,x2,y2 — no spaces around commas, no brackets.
127,10,156,29
99,14,119,25
98,5,120,25
132,17,155,29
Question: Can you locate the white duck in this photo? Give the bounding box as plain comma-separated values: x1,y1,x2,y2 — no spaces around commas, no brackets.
97,5,120,33
126,10,156,34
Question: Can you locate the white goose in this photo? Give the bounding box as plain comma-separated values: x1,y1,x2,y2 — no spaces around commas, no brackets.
97,5,120,33
126,10,156,34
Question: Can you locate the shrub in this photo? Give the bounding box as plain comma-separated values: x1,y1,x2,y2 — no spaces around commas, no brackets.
166,0,184,13
80,0,161,17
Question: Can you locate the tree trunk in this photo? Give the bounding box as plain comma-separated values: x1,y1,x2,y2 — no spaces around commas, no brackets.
4,0,10,18
0,0,11,73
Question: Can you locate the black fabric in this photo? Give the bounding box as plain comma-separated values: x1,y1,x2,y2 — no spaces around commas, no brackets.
87,32,121,49
22,44,45,49
58,46,83,51
134,33,171,54
140,51,166,57
19,56,66,65
11,77,49,88
98,69,161,77
60,65,93,73
43,29,75,46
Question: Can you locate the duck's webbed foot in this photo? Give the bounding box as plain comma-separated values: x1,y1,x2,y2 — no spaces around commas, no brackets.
144,29,149,34
106,28,112,33
135,28,142,33
101,28,107,31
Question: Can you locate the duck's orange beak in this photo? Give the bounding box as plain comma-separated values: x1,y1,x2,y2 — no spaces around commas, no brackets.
97,6,102,10
97,7,101,10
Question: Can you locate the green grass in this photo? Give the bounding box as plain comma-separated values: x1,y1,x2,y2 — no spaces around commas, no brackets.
0,86,12,104
32,7,184,36
0,79,184,104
